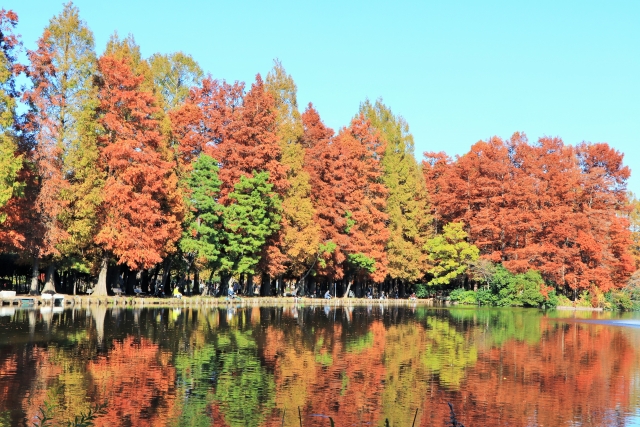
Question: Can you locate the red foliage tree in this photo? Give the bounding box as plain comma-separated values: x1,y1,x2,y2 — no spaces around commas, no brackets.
93,55,182,295
303,105,388,282
423,134,634,294
21,30,71,292
302,104,342,276
0,9,32,253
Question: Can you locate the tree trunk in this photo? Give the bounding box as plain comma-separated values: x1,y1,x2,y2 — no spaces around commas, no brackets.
125,267,137,295
141,269,150,293
29,257,40,295
94,255,110,296
260,272,270,296
42,263,56,293
161,258,173,294
309,276,316,297
343,279,353,298
220,271,230,296
247,274,254,296
150,265,160,293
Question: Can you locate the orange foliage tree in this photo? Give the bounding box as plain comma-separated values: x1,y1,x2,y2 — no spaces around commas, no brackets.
93,55,182,296
22,29,71,293
423,133,634,294
303,105,389,284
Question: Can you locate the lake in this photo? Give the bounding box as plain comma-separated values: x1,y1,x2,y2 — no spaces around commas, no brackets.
1,304,640,426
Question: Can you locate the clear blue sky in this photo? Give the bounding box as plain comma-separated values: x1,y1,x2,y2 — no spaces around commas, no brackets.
6,0,640,195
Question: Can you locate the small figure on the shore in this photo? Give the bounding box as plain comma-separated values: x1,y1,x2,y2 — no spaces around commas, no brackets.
173,287,182,299
324,290,332,299
379,291,386,300
409,293,417,300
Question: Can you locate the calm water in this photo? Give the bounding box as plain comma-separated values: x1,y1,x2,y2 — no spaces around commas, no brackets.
1,305,640,427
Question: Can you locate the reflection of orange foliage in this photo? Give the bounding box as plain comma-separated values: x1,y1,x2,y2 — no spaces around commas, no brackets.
264,320,387,427
88,336,177,426
21,347,66,422
208,402,230,427
0,354,17,404
418,323,638,427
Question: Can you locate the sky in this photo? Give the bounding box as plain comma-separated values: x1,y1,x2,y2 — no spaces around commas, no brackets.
5,0,640,195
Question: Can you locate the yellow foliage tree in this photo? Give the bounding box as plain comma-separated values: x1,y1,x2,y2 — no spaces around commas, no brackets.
265,60,320,279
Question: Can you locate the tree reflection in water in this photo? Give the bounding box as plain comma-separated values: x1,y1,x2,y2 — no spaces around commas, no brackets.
0,306,638,426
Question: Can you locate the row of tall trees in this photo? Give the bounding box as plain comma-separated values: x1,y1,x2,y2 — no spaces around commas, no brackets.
0,4,432,297
0,4,636,298
423,134,636,293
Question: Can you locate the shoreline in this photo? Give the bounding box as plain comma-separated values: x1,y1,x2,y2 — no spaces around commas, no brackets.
555,305,604,312
0,295,608,311
0,294,439,309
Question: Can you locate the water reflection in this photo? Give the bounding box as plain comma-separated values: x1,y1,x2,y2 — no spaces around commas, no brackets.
0,306,639,426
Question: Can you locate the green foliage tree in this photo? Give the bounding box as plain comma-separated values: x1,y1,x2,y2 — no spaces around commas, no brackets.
149,52,203,112
179,154,224,270
221,171,282,275
0,137,21,223
425,222,479,285
360,99,432,282
45,3,103,265
347,252,376,273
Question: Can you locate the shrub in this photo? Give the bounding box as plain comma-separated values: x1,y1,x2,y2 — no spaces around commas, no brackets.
449,289,477,305
556,294,572,307
543,290,559,309
415,283,430,298
476,288,496,306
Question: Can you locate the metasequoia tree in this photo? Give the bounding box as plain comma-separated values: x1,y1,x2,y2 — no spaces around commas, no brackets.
23,2,103,293
360,99,431,284
36,3,102,278
93,55,182,296
103,32,154,93
425,222,479,286
304,106,388,283
339,116,389,282
626,193,640,269
149,51,202,112
265,60,320,279
302,104,342,277
0,9,23,225
423,133,635,293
